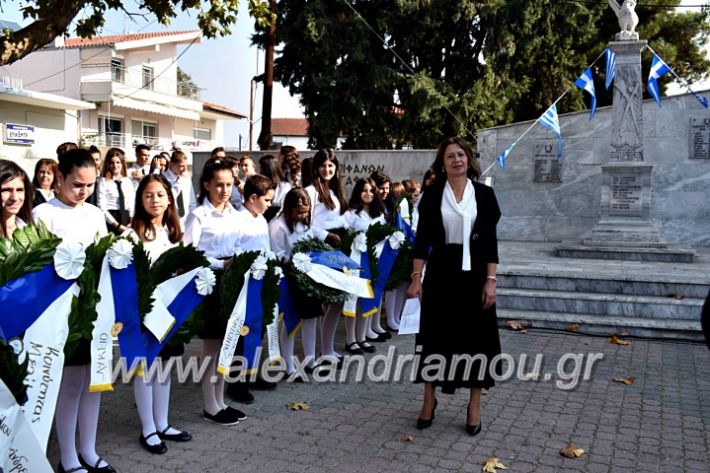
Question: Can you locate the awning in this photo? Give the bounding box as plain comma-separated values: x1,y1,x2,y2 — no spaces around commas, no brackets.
113,97,200,121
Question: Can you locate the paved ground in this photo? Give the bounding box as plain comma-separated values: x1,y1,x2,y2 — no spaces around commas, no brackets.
46,324,710,473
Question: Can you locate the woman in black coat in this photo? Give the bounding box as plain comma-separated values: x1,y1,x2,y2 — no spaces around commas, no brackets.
408,136,502,436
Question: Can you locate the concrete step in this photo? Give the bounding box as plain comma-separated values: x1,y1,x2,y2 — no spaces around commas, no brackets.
497,287,704,320
497,273,708,298
497,308,704,341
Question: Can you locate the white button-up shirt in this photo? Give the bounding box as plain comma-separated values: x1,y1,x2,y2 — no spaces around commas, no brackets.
269,215,328,261
163,168,197,228
343,209,385,233
97,177,135,226
33,198,108,248
305,184,346,231
183,200,242,269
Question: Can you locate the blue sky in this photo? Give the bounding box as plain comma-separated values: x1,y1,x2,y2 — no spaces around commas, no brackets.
0,0,304,149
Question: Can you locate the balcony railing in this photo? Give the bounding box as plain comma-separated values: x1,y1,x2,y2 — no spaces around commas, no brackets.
81,63,202,99
81,132,210,152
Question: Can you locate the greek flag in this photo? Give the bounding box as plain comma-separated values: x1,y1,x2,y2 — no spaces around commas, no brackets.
539,104,563,158
691,91,709,109
574,68,597,120
647,54,670,106
496,142,517,170
605,48,616,90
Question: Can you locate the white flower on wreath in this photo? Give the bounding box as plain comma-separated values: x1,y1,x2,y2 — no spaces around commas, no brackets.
107,239,134,269
273,266,284,279
388,231,406,250
251,255,269,280
352,232,368,253
292,253,312,273
261,249,277,261
53,241,86,280
195,267,216,295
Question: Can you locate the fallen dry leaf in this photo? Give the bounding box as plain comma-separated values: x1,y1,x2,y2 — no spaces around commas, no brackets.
565,323,579,333
402,434,415,442
609,335,631,346
482,457,508,472
287,401,311,411
612,375,636,385
560,444,585,458
521,372,539,381
507,320,532,331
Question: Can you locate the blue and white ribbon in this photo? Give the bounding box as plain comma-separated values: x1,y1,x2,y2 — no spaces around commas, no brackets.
359,233,404,318
574,67,597,120
647,54,670,107
293,252,373,299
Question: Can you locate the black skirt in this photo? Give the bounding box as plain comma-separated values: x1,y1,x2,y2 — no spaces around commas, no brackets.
65,338,91,366
198,269,227,339
415,244,502,391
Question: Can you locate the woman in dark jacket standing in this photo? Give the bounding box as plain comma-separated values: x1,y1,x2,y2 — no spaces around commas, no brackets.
408,136,502,436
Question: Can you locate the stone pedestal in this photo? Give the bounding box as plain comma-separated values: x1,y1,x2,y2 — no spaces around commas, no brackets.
555,40,694,262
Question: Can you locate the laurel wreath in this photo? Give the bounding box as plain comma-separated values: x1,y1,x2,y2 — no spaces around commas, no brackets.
0,221,61,286
0,339,28,405
288,238,349,305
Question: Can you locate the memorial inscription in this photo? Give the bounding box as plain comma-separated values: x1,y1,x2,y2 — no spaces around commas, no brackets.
689,117,710,160
533,143,562,183
610,173,642,216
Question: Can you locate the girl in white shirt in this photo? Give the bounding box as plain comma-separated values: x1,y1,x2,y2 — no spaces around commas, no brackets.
183,158,244,427
342,178,386,354
33,148,114,473
384,181,411,331
258,154,291,222
304,149,348,362
269,188,328,378
1,159,33,238
97,147,135,235
131,174,191,455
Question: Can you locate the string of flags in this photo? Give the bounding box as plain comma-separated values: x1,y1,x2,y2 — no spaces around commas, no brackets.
493,45,709,171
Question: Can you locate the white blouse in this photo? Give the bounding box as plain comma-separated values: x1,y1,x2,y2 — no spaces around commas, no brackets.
234,207,271,253
343,209,385,233
441,180,477,271
271,181,292,208
97,176,135,225
183,200,242,270
142,226,174,263
33,198,108,248
305,184,346,231
269,215,328,261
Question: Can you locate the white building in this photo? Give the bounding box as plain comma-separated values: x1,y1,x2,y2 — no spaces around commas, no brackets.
3,30,245,162
0,76,95,172
271,118,309,150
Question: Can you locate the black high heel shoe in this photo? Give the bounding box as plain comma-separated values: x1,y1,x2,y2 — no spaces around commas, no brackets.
416,399,437,430
466,403,482,436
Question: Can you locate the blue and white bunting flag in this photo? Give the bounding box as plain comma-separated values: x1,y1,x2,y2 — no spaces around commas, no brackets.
496,142,517,170
539,104,563,158
575,68,597,120
605,48,616,90
691,91,709,109
647,54,671,107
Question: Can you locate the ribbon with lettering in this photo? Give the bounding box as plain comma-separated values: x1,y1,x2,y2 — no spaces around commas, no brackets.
0,379,54,473
141,267,215,368
21,283,80,451
359,232,405,317
217,271,250,376
292,252,373,299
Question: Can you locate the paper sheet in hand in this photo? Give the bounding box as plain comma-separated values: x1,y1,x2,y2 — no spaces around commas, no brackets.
398,298,420,335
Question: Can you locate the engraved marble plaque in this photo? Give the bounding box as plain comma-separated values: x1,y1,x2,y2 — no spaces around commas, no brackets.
533,143,562,183
610,173,642,216
689,117,710,160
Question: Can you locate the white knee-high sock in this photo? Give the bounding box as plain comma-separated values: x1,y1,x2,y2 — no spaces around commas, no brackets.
301,318,317,368
320,304,342,358
133,376,160,443
370,302,385,333
201,339,222,415
280,322,296,374
356,316,370,343
56,365,86,469
78,364,105,467
153,376,175,434
385,290,398,329
343,316,357,346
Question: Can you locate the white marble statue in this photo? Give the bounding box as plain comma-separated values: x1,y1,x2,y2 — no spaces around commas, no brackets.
608,0,639,40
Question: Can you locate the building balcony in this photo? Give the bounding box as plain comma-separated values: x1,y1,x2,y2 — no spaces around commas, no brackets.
81,132,211,153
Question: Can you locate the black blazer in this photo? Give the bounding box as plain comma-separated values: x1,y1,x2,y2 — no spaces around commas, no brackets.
413,178,501,275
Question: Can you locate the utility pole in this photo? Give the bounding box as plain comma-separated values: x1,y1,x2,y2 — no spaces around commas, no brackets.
257,0,276,150
249,78,255,151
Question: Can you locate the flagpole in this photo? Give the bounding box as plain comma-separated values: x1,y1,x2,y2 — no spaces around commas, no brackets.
644,44,709,108
481,49,607,176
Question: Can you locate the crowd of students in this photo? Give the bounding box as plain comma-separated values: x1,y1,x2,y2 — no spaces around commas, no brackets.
0,142,424,473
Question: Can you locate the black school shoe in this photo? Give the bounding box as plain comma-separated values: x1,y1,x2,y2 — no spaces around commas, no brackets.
78,455,116,473
139,432,168,454
57,464,88,473
158,425,192,442
202,408,240,426
227,382,255,404
248,376,277,390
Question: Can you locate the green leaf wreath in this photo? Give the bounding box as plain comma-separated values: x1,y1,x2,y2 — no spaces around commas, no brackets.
0,339,28,405
133,243,210,346
288,238,349,305
220,251,282,328
64,234,116,358
365,222,397,285
385,240,413,291
0,221,61,286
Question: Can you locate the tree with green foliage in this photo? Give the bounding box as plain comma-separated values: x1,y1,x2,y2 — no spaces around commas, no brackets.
265,0,709,149
0,0,274,66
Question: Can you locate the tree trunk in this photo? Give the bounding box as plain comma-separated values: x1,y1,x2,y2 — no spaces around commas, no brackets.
257,0,277,150
0,0,84,66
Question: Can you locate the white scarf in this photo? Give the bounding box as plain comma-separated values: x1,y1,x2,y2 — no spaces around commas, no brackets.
443,180,477,271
